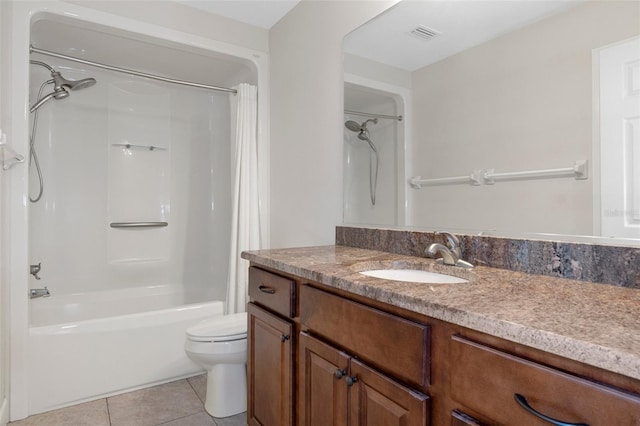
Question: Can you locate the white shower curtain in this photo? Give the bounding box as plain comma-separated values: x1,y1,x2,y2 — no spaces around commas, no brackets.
226,83,261,314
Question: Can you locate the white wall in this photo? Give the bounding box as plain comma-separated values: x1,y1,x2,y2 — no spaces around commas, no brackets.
69,0,268,53
27,60,232,302
269,0,398,248
410,1,640,236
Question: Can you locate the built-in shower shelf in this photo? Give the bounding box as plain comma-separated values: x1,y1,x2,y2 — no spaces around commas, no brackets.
110,222,168,229
111,143,167,151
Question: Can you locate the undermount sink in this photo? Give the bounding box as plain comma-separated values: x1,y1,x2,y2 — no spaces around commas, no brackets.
359,269,469,284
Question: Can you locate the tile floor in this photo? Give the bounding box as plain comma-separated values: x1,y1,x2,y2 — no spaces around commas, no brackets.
9,375,247,426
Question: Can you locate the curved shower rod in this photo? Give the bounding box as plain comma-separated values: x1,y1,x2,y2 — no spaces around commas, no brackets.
30,45,237,94
344,109,403,122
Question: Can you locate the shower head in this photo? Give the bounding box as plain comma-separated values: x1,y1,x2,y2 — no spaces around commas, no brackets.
52,71,97,91
29,60,97,113
345,120,362,132
344,118,378,133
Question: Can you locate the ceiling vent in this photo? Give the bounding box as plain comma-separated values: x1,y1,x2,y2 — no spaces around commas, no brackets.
410,25,441,41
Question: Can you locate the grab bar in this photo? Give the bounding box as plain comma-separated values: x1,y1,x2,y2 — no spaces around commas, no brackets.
110,222,168,229
483,160,588,184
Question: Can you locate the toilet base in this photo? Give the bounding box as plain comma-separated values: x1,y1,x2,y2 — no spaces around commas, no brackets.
204,363,247,418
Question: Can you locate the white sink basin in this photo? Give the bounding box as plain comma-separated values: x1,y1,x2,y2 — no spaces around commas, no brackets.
360,269,468,284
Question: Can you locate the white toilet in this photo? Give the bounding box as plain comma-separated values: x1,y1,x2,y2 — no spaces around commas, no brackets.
184,312,248,418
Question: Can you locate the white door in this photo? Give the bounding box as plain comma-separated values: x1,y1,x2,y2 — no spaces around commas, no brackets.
599,36,640,239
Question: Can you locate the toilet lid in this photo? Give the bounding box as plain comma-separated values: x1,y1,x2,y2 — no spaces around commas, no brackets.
186,312,247,342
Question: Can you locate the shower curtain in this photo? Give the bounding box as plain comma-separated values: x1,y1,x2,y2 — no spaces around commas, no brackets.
226,83,261,314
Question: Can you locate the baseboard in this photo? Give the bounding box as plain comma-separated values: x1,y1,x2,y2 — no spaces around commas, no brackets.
0,396,8,426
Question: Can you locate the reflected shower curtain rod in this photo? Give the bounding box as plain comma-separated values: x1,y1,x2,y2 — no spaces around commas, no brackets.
30,45,237,94
344,109,403,121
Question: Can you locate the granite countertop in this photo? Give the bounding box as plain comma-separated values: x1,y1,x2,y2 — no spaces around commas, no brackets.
242,245,640,381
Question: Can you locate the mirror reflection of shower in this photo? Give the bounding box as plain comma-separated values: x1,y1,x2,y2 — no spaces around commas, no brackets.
345,118,379,205
344,82,405,226
29,60,97,202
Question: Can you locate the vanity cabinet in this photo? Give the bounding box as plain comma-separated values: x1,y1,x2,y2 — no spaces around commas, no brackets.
449,335,640,425
247,263,640,426
298,285,430,426
247,267,297,426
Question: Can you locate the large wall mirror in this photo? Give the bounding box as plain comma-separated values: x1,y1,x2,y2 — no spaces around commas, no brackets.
343,0,640,246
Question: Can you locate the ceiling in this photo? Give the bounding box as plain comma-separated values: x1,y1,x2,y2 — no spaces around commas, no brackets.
344,0,583,71
171,0,584,71
175,0,301,29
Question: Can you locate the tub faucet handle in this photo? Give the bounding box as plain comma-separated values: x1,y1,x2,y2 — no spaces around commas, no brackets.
30,262,42,280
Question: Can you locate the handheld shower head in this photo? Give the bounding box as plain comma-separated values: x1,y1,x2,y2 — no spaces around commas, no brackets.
29,87,69,113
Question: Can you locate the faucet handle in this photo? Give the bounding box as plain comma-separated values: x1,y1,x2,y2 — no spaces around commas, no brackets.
435,231,461,257
30,262,42,280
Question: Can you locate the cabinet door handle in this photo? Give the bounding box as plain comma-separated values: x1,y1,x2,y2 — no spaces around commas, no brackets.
280,334,290,342
514,394,589,426
346,376,358,387
258,285,276,294
335,369,347,379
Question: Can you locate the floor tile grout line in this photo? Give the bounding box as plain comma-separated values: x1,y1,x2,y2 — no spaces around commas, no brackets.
153,409,210,426
186,375,206,404
105,396,112,426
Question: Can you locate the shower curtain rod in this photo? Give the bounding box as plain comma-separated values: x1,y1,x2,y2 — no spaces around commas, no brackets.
30,45,237,94
344,109,403,121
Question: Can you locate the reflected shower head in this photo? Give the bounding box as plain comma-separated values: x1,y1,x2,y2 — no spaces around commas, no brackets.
345,118,378,133
345,120,362,132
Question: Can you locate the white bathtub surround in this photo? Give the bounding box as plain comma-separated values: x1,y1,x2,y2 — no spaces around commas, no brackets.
226,83,261,315
3,1,269,421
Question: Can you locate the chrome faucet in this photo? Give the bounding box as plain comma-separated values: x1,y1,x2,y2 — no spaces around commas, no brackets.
30,287,50,299
437,231,461,258
426,232,474,269
426,243,459,265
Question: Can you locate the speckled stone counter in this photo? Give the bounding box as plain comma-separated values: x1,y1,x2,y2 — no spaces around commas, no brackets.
242,245,640,381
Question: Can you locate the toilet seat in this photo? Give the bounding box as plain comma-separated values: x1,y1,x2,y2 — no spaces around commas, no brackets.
186,312,247,342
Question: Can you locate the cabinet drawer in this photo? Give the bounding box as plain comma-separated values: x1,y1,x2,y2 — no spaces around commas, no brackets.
300,285,430,389
450,335,640,425
249,267,296,318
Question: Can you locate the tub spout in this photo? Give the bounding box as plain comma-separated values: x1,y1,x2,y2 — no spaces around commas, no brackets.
30,287,50,299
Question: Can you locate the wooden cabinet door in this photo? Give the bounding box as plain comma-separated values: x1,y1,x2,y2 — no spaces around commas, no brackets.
299,332,350,426
247,303,293,426
348,358,430,426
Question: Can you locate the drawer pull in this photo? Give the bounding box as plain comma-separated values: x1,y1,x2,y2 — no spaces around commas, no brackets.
258,285,276,294
335,369,347,379
346,376,358,387
280,334,290,342
514,394,589,426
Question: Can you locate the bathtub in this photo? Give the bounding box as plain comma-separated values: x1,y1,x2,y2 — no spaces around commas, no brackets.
27,285,223,415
